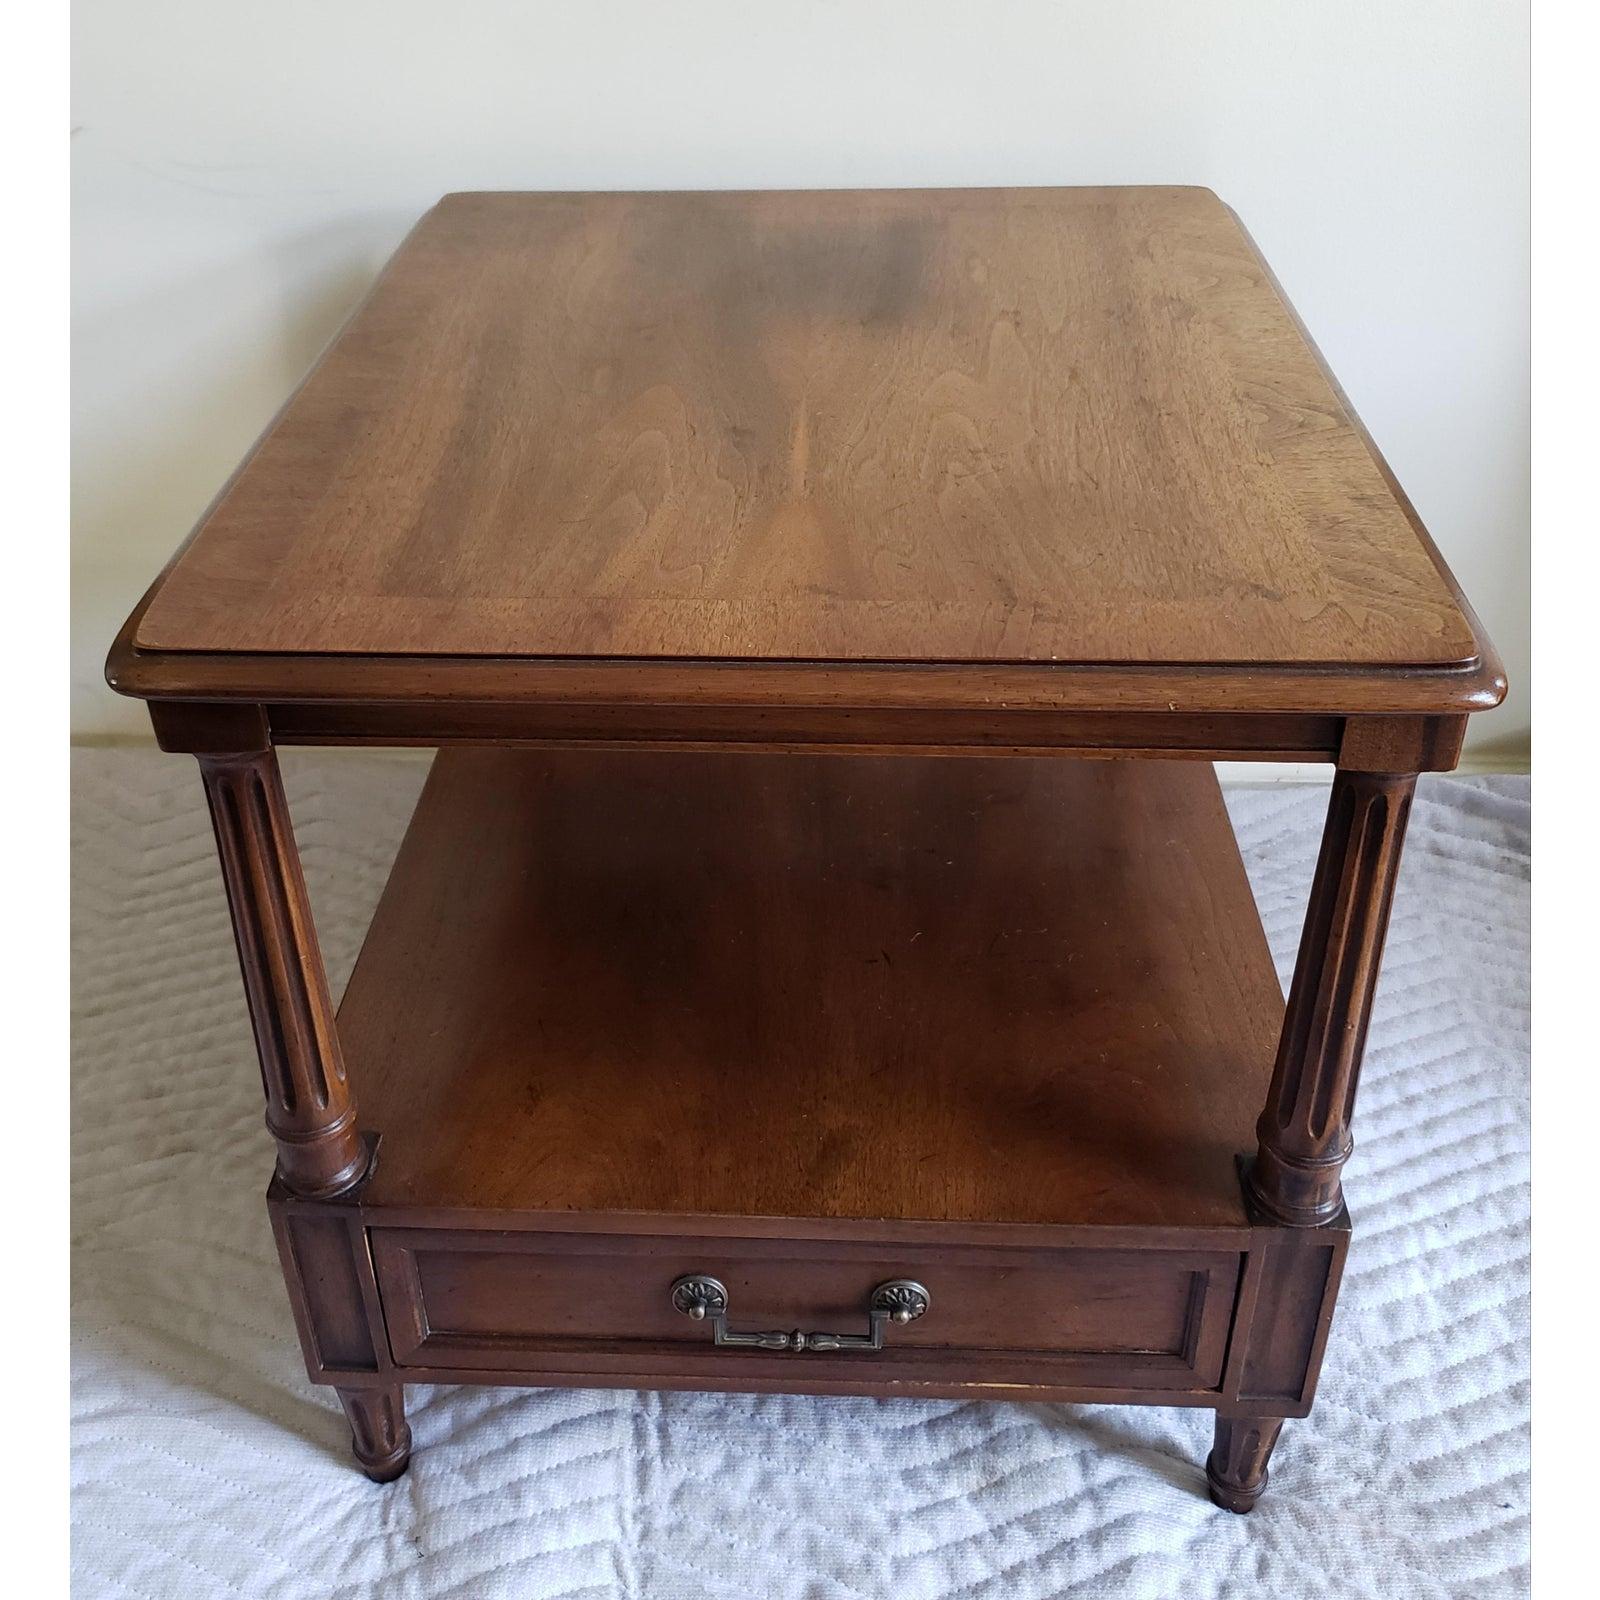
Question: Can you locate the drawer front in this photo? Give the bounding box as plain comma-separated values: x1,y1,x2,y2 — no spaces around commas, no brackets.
372,1229,1242,1393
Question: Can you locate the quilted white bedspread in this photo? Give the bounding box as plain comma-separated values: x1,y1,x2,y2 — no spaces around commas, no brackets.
71,752,1530,1599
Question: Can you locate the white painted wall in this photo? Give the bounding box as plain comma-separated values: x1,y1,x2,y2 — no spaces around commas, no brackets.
72,1,1529,757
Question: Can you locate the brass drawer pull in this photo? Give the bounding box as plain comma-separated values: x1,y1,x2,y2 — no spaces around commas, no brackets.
670,1275,930,1352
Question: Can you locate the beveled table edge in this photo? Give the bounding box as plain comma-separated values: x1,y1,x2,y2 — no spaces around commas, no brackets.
106,631,1506,719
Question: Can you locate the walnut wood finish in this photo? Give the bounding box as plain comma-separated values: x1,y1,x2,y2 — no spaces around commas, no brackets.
145,689,1477,775
253,749,1365,1502
268,1183,389,1380
198,749,368,1197
1247,771,1416,1226
1207,1414,1285,1514
337,1385,411,1484
106,189,1505,734
371,1229,1240,1394
263,1186,1348,1421
105,187,1506,1504
133,189,1477,672
1221,1194,1349,1417
344,750,1279,1230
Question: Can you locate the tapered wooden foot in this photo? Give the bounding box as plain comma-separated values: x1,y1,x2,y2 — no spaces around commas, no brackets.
338,1384,411,1483
1206,1414,1284,1513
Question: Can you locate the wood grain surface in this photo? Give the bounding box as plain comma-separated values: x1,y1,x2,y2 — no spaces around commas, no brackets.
345,748,1283,1229
134,188,1480,674
368,1227,1241,1394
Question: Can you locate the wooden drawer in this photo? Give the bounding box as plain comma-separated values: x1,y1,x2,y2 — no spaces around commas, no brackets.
371,1228,1242,1396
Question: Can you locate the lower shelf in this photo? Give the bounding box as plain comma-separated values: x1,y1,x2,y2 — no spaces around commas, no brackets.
344,749,1285,1233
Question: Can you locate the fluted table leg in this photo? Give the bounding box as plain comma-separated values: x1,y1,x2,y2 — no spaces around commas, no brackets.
198,748,370,1198
1246,769,1416,1227
1212,769,1417,1510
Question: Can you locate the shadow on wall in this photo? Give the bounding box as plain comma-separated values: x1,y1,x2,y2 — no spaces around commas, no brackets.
77,213,418,526
72,212,417,729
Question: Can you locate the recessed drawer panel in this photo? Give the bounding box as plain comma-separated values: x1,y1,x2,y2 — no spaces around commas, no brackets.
372,1229,1241,1395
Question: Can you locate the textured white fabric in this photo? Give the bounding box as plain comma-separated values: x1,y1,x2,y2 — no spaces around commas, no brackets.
71,752,1530,1599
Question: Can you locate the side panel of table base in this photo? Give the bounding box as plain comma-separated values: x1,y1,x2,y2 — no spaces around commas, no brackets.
267,1182,1350,1500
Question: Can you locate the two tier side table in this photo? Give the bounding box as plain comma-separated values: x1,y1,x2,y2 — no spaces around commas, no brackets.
107,187,1504,1511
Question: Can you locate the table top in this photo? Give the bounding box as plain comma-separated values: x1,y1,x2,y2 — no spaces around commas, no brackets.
113,187,1501,719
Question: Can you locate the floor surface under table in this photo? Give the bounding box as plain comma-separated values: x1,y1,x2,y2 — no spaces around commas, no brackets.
71,750,1529,1600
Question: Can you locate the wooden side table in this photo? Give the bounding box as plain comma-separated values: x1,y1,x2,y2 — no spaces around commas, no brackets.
107,188,1503,1511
